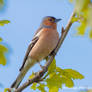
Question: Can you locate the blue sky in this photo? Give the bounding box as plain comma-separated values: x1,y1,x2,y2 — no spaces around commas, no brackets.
0,0,92,92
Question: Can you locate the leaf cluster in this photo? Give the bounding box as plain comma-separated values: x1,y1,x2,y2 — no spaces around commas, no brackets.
70,0,92,39
0,20,10,65
0,0,4,9
0,20,10,26
30,59,84,92
0,44,8,65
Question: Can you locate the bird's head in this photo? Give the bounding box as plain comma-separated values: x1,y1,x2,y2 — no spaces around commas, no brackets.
41,16,61,29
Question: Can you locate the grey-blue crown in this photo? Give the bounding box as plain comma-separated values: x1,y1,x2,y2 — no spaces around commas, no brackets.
42,16,56,21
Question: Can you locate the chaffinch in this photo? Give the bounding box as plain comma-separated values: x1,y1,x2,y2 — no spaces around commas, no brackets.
11,16,61,88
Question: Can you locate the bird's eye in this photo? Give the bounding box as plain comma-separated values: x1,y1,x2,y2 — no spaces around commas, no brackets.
49,19,53,22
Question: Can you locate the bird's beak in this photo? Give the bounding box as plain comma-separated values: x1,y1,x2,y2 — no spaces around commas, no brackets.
54,18,62,23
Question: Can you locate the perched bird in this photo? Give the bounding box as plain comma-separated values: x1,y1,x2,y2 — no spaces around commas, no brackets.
11,16,61,89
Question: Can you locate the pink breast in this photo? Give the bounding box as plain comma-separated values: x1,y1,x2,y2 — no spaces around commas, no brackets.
29,29,59,61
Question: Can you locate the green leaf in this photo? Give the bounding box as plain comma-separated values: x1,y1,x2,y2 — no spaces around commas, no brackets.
0,0,4,9
64,69,84,79
31,83,46,92
37,84,46,92
61,77,74,88
31,83,37,90
46,73,62,92
0,45,7,65
0,52,6,65
0,20,10,26
0,37,2,42
0,44,8,52
56,67,71,79
48,58,56,74
4,88,10,92
56,67,74,88
75,0,90,12
0,0,4,4
49,86,58,92
71,17,79,23
29,72,35,79
87,7,92,27
89,30,92,39
77,21,87,35
43,58,56,79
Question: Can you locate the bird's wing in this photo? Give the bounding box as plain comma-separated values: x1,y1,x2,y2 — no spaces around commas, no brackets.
19,27,42,71
19,36,39,71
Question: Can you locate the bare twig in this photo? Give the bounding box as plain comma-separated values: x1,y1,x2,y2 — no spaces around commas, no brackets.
11,10,76,92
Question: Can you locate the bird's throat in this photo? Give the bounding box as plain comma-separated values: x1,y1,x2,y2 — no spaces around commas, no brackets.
41,24,52,28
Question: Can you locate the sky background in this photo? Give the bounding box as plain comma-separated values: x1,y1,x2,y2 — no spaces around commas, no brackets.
0,0,92,92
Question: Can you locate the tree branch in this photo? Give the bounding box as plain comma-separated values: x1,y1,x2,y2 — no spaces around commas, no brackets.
11,10,76,92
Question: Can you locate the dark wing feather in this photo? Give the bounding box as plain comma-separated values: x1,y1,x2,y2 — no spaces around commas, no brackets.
19,27,42,71
19,36,39,71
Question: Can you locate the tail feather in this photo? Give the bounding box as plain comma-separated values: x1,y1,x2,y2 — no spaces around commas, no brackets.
11,58,36,88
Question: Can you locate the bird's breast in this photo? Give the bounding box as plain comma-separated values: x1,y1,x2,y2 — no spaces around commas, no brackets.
29,28,59,61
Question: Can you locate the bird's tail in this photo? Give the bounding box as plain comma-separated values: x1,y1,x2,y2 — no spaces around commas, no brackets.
11,58,36,89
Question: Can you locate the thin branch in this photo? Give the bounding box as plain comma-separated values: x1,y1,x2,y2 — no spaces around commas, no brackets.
11,10,76,92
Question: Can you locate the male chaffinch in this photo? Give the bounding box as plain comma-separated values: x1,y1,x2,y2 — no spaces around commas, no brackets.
11,16,61,88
